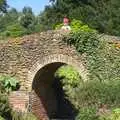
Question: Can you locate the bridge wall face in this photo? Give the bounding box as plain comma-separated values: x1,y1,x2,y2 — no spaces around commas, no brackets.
0,31,88,119
0,31,88,90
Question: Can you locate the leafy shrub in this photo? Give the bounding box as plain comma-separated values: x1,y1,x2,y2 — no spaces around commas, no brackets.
55,23,63,30
55,65,81,87
70,19,83,32
0,76,12,119
0,75,22,120
76,107,98,120
5,24,26,37
0,74,35,120
70,19,97,33
74,80,120,109
61,79,120,111
0,31,10,37
0,31,10,40
12,112,37,120
99,108,120,120
0,75,19,119
55,19,97,33
0,92,11,119
110,108,120,120
0,116,5,120
76,107,120,120
0,75,19,93
0,24,26,39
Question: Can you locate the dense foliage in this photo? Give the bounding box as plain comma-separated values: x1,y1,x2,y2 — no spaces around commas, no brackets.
0,92,10,119
56,65,120,119
0,0,8,13
55,22,120,119
0,7,41,39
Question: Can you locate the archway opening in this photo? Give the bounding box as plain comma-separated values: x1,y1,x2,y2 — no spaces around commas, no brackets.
31,62,78,119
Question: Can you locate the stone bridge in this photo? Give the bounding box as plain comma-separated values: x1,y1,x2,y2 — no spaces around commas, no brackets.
0,30,88,119
0,30,119,119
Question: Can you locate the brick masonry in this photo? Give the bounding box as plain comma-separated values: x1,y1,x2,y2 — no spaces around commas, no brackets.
9,91,29,113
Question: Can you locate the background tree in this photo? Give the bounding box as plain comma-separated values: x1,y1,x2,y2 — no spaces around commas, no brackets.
0,0,8,13
40,0,120,36
0,0,120,38
20,7,36,34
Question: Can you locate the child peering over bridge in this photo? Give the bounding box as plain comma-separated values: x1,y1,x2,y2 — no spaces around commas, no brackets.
61,17,71,32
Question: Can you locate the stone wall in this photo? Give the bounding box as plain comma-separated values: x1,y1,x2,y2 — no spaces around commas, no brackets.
0,30,88,91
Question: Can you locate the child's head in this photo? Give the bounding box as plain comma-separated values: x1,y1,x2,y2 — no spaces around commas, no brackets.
63,17,69,25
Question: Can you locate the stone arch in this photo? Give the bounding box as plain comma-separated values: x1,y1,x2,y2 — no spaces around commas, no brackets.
27,54,88,91
27,54,88,119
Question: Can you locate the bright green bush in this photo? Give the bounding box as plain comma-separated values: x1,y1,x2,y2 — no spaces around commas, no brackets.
71,19,97,33
55,65,81,87
0,75,19,93
110,108,120,120
55,23,63,30
5,24,26,37
0,116,5,120
55,19,97,33
70,19,83,32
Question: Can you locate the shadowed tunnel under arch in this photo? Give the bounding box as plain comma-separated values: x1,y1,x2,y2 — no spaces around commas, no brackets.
30,62,78,119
